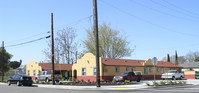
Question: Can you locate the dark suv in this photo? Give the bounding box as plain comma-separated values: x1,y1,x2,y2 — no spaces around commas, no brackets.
7,74,33,86
113,71,142,82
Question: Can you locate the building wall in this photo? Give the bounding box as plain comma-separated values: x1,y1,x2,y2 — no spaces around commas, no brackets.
184,71,196,79
72,53,103,82
26,60,42,79
72,53,181,82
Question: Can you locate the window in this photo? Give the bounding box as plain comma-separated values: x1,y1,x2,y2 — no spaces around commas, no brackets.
157,67,159,72
126,67,130,71
149,67,152,72
28,70,30,76
144,67,148,74
103,69,108,72
132,67,136,72
115,67,120,72
93,67,96,76
33,70,36,76
161,68,164,73
82,68,86,76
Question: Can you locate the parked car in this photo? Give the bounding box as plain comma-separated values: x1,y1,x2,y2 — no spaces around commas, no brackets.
36,70,61,82
7,74,33,86
161,70,184,80
113,71,142,82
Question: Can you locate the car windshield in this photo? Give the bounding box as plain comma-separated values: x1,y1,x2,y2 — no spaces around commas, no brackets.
120,72,129,76
168,71,176,73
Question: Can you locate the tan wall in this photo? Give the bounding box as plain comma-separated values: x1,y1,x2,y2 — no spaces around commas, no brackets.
103,66,178,76
72,53,103,77
26,60,42,76
184,71,196,75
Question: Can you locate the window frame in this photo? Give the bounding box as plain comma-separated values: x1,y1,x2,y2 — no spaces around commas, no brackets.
93,67,96,76
144,67,148,74
82,68,86,76
115,67,120,73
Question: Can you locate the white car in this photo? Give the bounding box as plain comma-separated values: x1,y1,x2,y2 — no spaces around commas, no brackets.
161,70,184,80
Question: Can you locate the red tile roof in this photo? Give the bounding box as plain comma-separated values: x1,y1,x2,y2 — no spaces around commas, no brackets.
39,63,72,70
102,58,182,68
156,61,182,68
102,58,145,66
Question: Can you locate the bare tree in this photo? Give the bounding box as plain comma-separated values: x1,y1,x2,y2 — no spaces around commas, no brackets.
43,27,78,64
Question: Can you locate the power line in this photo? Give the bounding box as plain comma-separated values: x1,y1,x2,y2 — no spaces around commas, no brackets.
100,0,198,37
6,31,50,44
5,35,50,48
130,0,199,22
56,15,93,30
150,0,199,19
162,0,199,17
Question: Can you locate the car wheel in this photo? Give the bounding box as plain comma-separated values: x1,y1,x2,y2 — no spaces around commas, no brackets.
45,78,49,82
17,81,21,86
28,84,32,86
179,76,183,80
172,76,175,80
137,78,141,82
7,81,11,86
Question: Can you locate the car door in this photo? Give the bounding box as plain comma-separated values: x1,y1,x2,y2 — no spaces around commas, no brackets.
128,72,136,81
13,75,20,84
9,75,16,84
39,71,44,80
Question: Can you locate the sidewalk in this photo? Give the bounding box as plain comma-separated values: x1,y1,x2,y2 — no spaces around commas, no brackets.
1,79,199,90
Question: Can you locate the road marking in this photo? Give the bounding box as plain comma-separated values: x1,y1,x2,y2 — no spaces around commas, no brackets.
114,87,132,90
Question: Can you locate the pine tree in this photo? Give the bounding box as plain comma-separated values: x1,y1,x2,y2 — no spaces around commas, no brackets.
167,54,170,62
175,50,178,65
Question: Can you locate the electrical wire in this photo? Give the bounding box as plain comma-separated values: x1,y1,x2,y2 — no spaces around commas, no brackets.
161,0,199,17
5,35,50,48
100,0,198,37
6,31,50,44
130,0,199,22
150,0,199,19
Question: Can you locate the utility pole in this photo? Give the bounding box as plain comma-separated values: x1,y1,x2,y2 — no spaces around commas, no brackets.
1,41,4,82
93,0,100,87
51,13,55,85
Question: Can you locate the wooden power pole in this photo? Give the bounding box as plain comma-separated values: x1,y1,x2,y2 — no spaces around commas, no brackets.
1,41,4,82
93,0,100,87
51,13,55,85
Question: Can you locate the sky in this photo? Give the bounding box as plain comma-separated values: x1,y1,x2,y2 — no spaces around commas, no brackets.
0,0,199,65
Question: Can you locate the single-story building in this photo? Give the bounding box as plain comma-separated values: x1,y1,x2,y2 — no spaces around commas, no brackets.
72,53,182,82
180,62,199,79
26,60,72,80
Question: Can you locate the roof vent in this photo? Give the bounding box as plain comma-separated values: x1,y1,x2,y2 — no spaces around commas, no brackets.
105,59,107,61
125,60,127,62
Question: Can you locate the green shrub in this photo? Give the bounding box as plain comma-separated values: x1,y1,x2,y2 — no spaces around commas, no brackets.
59,82,63,85
100,79,105,82
168,81,175,85
178,81,183,85
65,82,70,85
68,77,72,81
146,82,150,86
182,81,187,84
46,82,50,84
34,80,39,84
159,81,166,86
41,81,45,84
153,81,159,86
87,79,91,83
80,79,84,83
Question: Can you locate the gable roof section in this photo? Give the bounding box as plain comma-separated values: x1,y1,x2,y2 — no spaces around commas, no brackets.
39,63,72,70
102,58,145,66
102,58,182,68
180,62,199,68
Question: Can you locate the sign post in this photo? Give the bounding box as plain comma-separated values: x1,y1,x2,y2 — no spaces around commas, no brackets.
152,57,158,87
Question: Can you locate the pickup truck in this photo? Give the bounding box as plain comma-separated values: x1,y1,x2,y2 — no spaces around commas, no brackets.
36,70,62,82
113,71,142,82
161,70,184,80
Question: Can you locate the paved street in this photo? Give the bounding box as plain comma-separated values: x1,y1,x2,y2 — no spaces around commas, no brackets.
1,83,199,93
